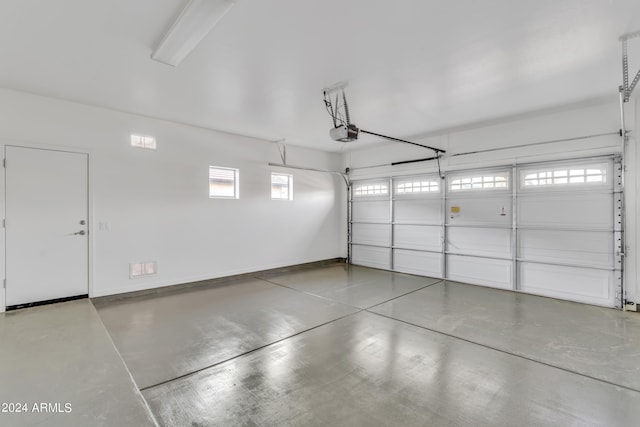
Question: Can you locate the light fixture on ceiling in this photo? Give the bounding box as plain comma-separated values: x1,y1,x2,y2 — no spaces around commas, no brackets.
151,0,237,67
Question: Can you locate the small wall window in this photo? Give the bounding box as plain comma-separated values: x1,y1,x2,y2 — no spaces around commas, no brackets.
522,165,606,187
271,173,293,200
130,134,156,150
394,178,439,195
449,173,509,191
209,166,239,198
353,181,389,197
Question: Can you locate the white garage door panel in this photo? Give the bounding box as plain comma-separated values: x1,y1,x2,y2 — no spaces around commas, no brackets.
519,263,613,306
519,230,613,268
446,196,512,226
350,158,619,309
351,245,391,270
352,200,390,223
447,227,512,258
394,249,442,277
394,199,441,224
351,223,391,247
518,193,613,229
447,255,512,290
394,225,441,251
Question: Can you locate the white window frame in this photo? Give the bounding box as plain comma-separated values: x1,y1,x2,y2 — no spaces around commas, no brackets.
519,162,609,190
271,173,293,200
447,170,510,193
209,166,239,199
130,134,156,150
352,180,390,198
393,175,441,197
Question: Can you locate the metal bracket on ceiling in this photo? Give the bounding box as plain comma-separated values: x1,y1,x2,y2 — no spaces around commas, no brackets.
621,30,640,102
274,139,287,164
269,140,350,187
268,161,350,187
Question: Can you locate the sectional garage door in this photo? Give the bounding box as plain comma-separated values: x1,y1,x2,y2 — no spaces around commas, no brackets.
349,157,622,308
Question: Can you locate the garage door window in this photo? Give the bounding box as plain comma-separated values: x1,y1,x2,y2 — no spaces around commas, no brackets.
394,177,440,195
353,181,389,197
449,172,509,191
521,164,607,188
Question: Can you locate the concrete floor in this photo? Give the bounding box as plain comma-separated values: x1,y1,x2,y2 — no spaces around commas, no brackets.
0,300,156,427
2,262,640,426
95,277,358,389
370,280,640,391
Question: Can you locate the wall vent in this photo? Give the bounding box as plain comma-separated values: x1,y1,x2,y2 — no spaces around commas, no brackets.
130,261,157,278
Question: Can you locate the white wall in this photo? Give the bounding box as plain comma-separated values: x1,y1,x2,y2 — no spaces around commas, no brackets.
344,96,639,305
0,89,346,309
0,88,636,310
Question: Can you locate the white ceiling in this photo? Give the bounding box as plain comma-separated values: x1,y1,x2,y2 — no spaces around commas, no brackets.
1,0,639,152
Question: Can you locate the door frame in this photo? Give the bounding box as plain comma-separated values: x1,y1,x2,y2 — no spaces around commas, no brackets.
1,140,94,312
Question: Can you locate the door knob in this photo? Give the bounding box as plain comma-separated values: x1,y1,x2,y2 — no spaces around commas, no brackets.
74,230,86,236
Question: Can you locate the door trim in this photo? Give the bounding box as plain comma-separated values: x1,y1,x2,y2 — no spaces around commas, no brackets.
1,140,94,312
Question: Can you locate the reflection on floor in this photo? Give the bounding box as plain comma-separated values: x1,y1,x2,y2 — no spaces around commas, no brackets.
370,280,640,391
3,262,640,426
143,312,639,427
95,278,358,389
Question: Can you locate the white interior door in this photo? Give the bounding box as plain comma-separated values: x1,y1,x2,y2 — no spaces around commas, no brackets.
5,146,89,308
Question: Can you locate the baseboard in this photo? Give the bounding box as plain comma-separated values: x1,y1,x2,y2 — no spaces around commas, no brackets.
91,258,346,307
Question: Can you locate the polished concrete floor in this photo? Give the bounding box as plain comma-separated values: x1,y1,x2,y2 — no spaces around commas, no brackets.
371,280,640,391
0,300,156,427
95,277,358,389
143,312,640,427
3,262,640,426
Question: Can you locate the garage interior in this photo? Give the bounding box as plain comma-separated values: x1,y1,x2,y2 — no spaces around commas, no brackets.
1,1,640,426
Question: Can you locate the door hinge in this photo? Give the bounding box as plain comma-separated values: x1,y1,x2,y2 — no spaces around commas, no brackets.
3,279,5,289
2,158,5,168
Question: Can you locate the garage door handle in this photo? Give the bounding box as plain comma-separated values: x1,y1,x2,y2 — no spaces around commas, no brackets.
74,230,86,236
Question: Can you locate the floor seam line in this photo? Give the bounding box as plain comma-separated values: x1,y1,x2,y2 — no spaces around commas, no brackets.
90,301,161,427
254,276,363,311
363,280,444,311
366,310,640,395
257,276,444,312
139,309,364,392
